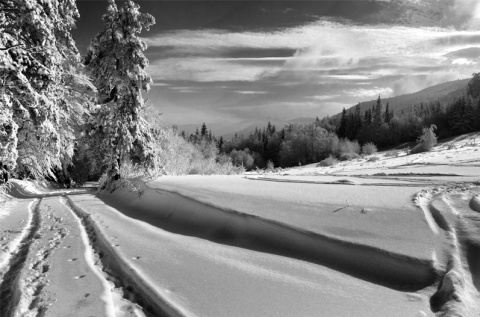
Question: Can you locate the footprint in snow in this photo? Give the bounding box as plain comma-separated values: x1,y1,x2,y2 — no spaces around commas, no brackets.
132,256,141,260
68,258,78,262
74,275,86,279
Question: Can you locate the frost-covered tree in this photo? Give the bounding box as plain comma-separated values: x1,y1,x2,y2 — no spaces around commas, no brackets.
411,124,437,154
0,95,18,169
84,0,156,178
0,0,89,178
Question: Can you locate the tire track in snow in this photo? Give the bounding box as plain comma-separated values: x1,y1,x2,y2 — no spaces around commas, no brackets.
0,198,41,317
14,201,71,316
64,196,183,317
61,196,148,317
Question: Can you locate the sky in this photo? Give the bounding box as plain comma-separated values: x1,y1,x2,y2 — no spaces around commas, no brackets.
74,0,480,134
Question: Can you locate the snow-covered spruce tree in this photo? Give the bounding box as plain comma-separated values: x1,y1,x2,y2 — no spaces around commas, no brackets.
0,0,89,178
83,0,156,179
0,95,18,169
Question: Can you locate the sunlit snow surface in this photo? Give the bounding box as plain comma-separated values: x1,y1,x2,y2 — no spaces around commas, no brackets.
1,133,480,316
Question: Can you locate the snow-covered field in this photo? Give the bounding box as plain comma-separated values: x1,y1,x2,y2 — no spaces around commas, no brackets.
1,133,480,316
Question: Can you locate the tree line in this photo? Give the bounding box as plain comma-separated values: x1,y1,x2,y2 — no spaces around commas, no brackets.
202,74,480,170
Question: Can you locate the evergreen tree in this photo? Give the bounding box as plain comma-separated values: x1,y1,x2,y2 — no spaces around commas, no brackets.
354,103,363,137
267,122,273,134
467,73,480,100
384,102,392,124
201,122,207,137
373,95,384,126
337,108,347,138
1,0,89,178
218,136,224,151
84,0,156,178
0,95,18,170
475,99,480,131
448,96,474,135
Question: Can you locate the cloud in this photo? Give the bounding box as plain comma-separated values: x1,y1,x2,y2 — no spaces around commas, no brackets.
150,82,170,87
305,95,341,101
220,100,350,122
142,6,480,128
144,19,480,85
345,87,394,98
444,47,480,59
147,58,281,82
390,71,463,96
233,90,270,95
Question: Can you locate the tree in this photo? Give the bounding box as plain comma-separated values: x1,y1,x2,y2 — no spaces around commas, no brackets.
475,99,480,131
0,95,18,170
373,95,384,126
448,96,474,135
84,0,156,178
384,102,392,124
1,0,89,178
201,122,207,137
467,73,480,100
218,136,224,151
337,108,347,138
411,124,437,154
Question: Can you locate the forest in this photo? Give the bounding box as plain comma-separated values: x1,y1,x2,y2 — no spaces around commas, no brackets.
1,0,480,184
184,74,480,170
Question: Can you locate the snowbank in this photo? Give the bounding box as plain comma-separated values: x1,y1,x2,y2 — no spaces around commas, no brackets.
69,188,433,316
100,180,437,291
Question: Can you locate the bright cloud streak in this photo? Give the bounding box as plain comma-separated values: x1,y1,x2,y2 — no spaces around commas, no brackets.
146,21,480,84
140,0,480,129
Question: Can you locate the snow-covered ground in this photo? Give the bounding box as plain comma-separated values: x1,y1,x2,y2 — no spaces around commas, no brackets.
1,133,480,316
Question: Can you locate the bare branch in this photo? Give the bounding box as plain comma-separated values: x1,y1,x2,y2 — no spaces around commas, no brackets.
0,43,23,51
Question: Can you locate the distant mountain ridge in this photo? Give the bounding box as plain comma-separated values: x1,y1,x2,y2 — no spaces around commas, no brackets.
344,78,469,116
218,78,470,140
221,118,314,139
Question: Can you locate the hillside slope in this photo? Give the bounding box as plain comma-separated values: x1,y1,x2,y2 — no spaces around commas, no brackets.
347,78,469,115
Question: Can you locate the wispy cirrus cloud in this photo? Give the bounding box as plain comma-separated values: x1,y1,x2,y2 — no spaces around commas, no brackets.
233,90,270,95
142,0,480,130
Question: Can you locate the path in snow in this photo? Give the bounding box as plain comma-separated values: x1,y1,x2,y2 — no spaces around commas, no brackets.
0,186,148,317
416,185,480,317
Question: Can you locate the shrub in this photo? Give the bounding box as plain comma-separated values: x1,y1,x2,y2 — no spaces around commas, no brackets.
229,149,255,170
386,150,400,158
339,152,360,161
266,160,275,172
318,155,338,166
362,142,377,155
152,128,243,176
336,139,361,156
368,156,380,162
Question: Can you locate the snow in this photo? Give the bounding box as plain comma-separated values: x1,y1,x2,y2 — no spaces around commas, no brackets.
1,133,480,316
68,192,431,317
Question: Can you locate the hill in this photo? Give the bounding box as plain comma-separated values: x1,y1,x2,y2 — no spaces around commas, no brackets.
221,118,314,139
221,79,469,140
344,78,469,116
